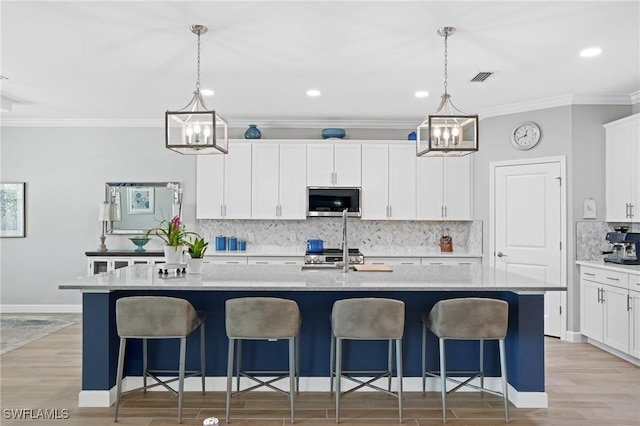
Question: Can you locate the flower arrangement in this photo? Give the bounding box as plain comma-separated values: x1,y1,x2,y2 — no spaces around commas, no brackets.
186,235,209,259
145,216,194,247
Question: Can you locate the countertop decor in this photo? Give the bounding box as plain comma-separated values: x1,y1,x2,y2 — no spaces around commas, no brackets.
321,128,346,139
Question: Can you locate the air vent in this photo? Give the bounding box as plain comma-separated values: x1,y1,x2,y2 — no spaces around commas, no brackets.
470,72,494,82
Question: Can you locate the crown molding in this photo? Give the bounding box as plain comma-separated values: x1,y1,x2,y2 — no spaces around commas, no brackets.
478,94,633,118
631,90,640,105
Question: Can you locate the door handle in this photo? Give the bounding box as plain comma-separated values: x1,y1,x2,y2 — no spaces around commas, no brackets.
496,252,507,257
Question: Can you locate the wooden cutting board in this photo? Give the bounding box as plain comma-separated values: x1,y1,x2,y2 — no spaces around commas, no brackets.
353,264,393,272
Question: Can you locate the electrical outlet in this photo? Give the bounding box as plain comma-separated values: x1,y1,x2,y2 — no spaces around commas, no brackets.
248,233,255,243
289,233,296,241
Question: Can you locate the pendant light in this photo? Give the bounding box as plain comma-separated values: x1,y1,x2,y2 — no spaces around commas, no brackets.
166,25,228,155
417,27,478,157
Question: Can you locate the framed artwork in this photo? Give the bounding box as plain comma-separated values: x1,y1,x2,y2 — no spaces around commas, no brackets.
127,187,154,214
0,182,26,238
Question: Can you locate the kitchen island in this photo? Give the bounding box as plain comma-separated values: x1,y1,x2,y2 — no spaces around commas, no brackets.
59,263,565,408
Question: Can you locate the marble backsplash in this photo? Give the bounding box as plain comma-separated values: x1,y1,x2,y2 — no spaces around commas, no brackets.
576,221,639,261
198,219,482,254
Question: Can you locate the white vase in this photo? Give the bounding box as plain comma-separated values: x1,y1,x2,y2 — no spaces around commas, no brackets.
164,245,184,264
188,257,203,274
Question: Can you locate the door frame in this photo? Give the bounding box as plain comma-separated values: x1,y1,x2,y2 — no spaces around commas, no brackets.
489,156,568,340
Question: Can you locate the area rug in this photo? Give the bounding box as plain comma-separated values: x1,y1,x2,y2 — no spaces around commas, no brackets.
0,313,82,355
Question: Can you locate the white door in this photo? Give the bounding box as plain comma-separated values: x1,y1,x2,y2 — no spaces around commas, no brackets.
224,143,252,219
492,160,564,337
252,143,280,219
279,144,307,219
196,155,224,219
443,156,472,220
417,157,444,219
388,144,416,220
307,144,334,186
334,144,362,186
361,144,389,220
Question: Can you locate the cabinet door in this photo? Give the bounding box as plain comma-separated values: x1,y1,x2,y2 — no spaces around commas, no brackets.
417,157,444,219
224,144,252,219
388,144,416,220
606,121,635,221
307,144,335,186
334,144,362,186
629,289,640,358
603,284,630,353
581,279,603,340
197,155,225,219
279,144,307,219
631,120,640,221
443,156,472,220
252,144,280,219
361,144,389,220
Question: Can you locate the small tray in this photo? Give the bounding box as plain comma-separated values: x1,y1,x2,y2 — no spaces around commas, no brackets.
157,263,187,275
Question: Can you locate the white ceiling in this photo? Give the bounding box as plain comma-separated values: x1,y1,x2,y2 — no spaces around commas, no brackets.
1,0,639,127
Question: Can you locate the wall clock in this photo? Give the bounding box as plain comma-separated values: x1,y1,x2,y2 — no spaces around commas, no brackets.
511,122,542,150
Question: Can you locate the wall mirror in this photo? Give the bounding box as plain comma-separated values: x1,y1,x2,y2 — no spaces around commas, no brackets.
105,182,179,235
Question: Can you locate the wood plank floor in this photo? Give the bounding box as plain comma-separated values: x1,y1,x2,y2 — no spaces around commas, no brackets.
1,322,639,425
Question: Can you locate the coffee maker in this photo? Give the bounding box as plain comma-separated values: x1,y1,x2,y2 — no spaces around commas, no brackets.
604,231,640,265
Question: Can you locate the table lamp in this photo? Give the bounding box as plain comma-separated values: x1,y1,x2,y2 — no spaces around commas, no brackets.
98,202,111,252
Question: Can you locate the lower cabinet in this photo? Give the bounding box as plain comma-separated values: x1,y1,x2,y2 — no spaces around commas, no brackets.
366,257,481,266
86,252,164,276
580,265,638,361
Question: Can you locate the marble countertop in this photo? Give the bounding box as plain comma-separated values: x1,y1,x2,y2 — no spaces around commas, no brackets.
576,260,640,275
60,263,565,292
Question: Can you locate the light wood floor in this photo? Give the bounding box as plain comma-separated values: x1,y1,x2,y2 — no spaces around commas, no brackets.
1,322,639,425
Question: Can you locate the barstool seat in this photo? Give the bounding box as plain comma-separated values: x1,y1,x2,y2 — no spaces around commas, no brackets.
330,297,405,423
114,296,205,423
422,297,509,423
225,297,301,423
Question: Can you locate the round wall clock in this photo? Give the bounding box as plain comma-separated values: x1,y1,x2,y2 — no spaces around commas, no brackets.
511,122,542,150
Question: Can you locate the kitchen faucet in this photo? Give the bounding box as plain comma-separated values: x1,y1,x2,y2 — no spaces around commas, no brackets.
341,208,349,273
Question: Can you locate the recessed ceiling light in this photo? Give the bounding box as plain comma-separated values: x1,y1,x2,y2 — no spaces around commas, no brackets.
200,89,214,96
580,47,602,58
306,89,321,97
414,91,429,98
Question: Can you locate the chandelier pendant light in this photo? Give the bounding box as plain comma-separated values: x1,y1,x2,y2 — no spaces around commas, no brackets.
417,26,478,157
166,25,228,155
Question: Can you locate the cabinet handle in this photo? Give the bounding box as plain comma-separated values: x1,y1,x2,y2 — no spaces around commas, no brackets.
600,288,606,303
401,262,414,265
430,262,443,265
628,295,632,311
221,205,224,217
389,206,392,218
630,203,635,218
444,206,447,218
284,261,297,265
584,272,596,276
372,262,385,265
459,262,472,265
256,261,268,265
227,261,241,264
441,206,444,218
606,277,619,281
597,288,601,303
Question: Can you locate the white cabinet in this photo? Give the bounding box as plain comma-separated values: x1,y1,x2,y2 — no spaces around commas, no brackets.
197,143,252,219
252,143,306,219
307,143,361,187
86,252,164,276
417,155,472,220
361,144,416,220
579,264,639,360
605,114,640,222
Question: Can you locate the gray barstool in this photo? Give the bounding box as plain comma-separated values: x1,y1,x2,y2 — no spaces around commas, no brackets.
225,297,301,423
330,297,405,423
422,297,509,423
114,296,205,423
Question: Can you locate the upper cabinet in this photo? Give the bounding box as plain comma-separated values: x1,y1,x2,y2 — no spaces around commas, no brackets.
196,143,252,219
252,143,307,219
605,114,640,222
417,156,472,220
307,143,361,187
361,143,416,220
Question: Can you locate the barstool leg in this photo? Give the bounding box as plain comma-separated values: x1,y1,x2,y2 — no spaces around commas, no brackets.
329,334,335,394
296,334,300,393
421,322,427,393
114,337,126,422
387,339,393,391
396,339,403,423
142,338,147,390
480,338,485,391
236,339,242,392
289,337,296,423
226,338,235,423
439,337,447,423
335,338,342,423
200,323,206,393
499,339,510,422
178,337,186,423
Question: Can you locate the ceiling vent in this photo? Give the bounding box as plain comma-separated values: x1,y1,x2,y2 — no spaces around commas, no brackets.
470,72,494,82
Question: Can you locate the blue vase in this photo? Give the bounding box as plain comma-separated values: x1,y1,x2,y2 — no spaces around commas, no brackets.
321,128,346,139
408,131,417,141
244,124,261,139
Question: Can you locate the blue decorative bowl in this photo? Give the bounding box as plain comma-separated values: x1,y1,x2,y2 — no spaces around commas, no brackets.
129,237,150,253
407,131,417,141
321,128,346,139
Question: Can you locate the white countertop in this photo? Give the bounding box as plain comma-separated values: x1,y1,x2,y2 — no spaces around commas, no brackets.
60,263,565,292
576,260,640,275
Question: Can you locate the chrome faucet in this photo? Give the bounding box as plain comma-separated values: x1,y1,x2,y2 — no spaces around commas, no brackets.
341,208,349,272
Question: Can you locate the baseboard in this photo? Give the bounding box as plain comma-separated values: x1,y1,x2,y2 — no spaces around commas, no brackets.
0,304,82,313
78,376,548,408
563,331,586,343
586,339,640,366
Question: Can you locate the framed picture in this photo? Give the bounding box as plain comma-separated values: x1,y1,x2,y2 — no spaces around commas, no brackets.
127,187,154,214
0,182,26,238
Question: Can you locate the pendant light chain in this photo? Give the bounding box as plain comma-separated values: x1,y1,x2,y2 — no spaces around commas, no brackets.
195,30,202,93
443,31,448,97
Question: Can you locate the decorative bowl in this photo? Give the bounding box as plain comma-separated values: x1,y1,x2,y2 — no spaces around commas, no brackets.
321,128,346,139
129,237,150,253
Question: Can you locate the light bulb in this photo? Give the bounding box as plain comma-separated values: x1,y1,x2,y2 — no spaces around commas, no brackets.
433,128,442,137
203,126,211,137
452,127,459,137
443,129,450,140
193,123,201,134
185,126,193,136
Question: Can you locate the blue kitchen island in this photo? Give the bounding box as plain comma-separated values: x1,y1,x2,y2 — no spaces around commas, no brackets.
59,263,565,408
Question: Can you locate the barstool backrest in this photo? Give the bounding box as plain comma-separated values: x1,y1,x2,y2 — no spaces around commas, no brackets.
225,297,300,339
116,296,201,338
426,297,508,339
332,297,405,339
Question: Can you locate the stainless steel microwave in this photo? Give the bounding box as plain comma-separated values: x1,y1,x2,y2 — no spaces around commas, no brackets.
307,187,361,217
